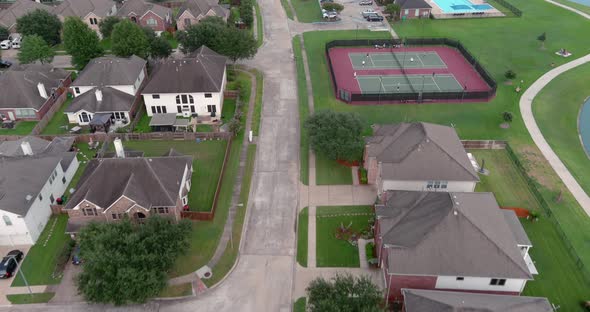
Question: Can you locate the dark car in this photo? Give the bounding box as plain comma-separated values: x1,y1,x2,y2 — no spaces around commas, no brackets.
0,250,24,279
0,60,11,69
72,246,81,265
366,14,384,21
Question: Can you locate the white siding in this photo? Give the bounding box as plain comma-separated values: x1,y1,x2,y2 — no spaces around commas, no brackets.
380,179,476,194
142,91,223,117
67,110,129,126
0,210,32,245
435,276,527,293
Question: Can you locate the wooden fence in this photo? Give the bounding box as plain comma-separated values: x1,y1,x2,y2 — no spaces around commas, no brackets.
0,131,231,143
31,90,70,135
461,140,507,149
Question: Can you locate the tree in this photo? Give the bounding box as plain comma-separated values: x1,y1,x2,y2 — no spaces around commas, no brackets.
63,17,103,69
504,69,516,80
384,3,401,19
221,28,257,62
503,111,513,123
16,9,62,46
306,111,364,161
98,16,121,38
322,2,344,12
0,26,8,41
239,0,254,27
306,274,382,312
77,217,191,305
18,35,55,64
537,32,546,49
111,19,150,58
149,36,172,59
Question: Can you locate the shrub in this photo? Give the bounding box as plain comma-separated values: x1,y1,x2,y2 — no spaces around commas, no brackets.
365,242,375,259
322,2,344,12
359,167,368,184
503,111,513,123
505,69,516,80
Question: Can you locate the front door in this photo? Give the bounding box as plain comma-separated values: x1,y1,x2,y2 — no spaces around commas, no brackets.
7,112,15,120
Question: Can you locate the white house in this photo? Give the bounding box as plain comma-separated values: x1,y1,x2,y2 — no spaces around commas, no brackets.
375,191,537,302
67,55,147,127
0,137,78,246
363,122,479,195
142,46,227,119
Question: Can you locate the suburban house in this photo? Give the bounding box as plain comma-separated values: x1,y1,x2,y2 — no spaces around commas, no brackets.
394,0,432,19
375,190,537,301
142,46,227,119
0,0,52,32
363,122,479,195
176,0,229,31
117,0,172,34
64,139,193,233
402,289,553,311
0,136,78,246
0,64,71,121
52,0,118,36
67,55,147,127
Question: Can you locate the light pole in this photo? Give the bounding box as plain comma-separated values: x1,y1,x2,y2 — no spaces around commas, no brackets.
16,260,33,296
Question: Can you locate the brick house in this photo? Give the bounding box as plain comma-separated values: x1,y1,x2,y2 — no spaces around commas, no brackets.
0,65,71,122
402,289,553,311
363,122,479,195
176,0,229,31
117,0,172,34
394,0,431,19
375,191,537,302
64,140,193,233
52,0,118,37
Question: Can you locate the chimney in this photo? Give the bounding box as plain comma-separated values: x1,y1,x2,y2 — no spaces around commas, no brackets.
95,89,103,102
113,138,125,158
37,83,48,99
21,141,33,156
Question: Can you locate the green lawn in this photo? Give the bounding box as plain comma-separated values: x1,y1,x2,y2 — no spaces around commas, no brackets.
472,149,590,312
100,37,111,51
316,206,373,267
221,98,237,124
12,215,70,286
315,154,352,185
551,0,590,14
255,3,264,47
113,140,227,212
6,293,55,304
41,98,89,135
159,283,192,298
133,110,152,133
297,207,309,267
533,62,590,197
293,36,310,185
294,297,306,312
64,142,100,198
280,0,295,19
0,121,37,135
251,69,263,136
196,124,214,132
291,0,322,23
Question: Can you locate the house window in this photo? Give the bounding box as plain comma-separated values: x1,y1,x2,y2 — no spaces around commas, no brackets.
90,17,98,25
113,112,125,120
176,94,194,104
205,93,212,98
48,170,58,184
152,94,160,99
151,207,170,214
207,105,216,113
490,278,507,286
131,16,138,23
38,194,43,201
50,194,55,204
153,106,167,114
415,9,419,16
456,277,464,281
62,176,66,184
404,9,409,15
184,18,191,26
83,207,97,216
162,106,167,113
74,87,80,94
147,18,157,25
426,181,433,189
182,197,188,205
112,213,124,220
79,112,91,123
177,106,182,113
3,215,12,226
151,106,157,114
190,105,195,113
15,108,36,118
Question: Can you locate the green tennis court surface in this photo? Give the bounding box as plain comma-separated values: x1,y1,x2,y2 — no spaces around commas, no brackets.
350,52,447,70
356,74,463,93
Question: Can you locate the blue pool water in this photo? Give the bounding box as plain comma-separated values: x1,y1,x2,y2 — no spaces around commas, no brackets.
579,97,590,154
432,0,495,13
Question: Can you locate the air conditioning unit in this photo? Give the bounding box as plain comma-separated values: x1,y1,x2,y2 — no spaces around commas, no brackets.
182,111,191,118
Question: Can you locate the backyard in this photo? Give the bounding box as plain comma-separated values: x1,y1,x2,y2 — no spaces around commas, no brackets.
471,149,590,312
41,98,91,135
0,121,37,136
316,205,374,267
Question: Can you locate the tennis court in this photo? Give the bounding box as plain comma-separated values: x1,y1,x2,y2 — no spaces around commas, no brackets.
356,74,464,93
349,51,447,70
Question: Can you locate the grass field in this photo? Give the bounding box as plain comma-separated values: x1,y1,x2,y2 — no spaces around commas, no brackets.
6,293,55,304
112,140,227,212
0,121,37,135
551,0,590,14
316,206,373,267
41,99,90,135
315,154,352,185
471,149,590,312
280,0,295,19
65,142,100,197
297,207,309,267
255,3,264,47
533,62,590,197
12,215,70,286
291,0,322,22
293,36,310,185
159,283,192,298
294,297,306,312
251,69,264,136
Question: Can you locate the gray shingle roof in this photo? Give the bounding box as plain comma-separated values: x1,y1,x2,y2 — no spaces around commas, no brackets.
117,0,171,19
403,289,552,312
0,64,70,110
52,0,115,19
177,0,228,19
65,87,135,114
0,0,52,29
366,122,479,182
72,55,146,88
503,210,532,246
142,46,227,94
395,0,431,9
377,191,532,279
65,155,192,210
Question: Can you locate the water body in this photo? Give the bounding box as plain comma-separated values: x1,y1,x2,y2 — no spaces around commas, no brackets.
567,0,590,7
578,97,590,154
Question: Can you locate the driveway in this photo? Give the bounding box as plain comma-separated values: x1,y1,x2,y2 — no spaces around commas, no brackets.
0,245,31,306
50,260,83,304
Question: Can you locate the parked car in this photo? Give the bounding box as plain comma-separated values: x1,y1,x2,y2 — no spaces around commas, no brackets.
323,9,338,19
0,250,24,279
0,60,12,69
0,40,11,50
72,245,82,265
362,9,376,17
10,35,21,49
359,0,373,5
366,13,384,21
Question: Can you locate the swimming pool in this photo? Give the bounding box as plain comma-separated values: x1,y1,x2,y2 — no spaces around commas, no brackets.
431,0,495,13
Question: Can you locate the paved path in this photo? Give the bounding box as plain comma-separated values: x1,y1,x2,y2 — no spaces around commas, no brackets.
357,238,373,269
299,184,377,209
545,0,590,18
520,53,590,216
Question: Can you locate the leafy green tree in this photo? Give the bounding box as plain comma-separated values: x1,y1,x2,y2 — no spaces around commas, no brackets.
239,0,254,26
16,9,62,45
221,28,257,63
306,274,382,312
111,19,149,58
537,32,546,49
149,36,172,59
18,35,55,64
321,2,344,12
98,16,121,38
63,17,103,69
503,111,513,123
77,217,192,305
384,3,401,19
305,111,364,161
0,26,8,41
504,69,516,80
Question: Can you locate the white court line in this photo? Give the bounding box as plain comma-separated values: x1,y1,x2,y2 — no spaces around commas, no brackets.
416,53,426,67
431,76,442,91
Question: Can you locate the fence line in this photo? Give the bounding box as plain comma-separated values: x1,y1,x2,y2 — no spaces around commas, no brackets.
31,88,70,135
461,140,507,149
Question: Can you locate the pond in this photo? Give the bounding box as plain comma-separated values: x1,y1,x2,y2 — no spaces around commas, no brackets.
579,97,590,155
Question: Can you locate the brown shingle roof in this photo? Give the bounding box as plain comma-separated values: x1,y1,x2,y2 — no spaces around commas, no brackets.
72,55,146,87
117,0,171,19
52,0,115,19
0,64,69,110
0,0,52,29
65,87,135,114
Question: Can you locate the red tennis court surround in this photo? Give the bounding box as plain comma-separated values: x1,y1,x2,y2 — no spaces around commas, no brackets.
328,45,494,104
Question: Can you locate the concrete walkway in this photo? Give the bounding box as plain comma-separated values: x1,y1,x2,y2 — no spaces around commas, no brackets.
300,184,377,209
357,238,373,269
545,0,590,18
520,53,590,216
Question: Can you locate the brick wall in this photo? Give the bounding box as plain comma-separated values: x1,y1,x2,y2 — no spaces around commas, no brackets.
139,11,168,32
387,274,438,301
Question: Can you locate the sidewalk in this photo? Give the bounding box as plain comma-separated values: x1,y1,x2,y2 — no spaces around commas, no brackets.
299,184,377,209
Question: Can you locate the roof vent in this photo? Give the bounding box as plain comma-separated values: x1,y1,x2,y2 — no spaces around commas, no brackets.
21,141,33,156
453,210,458,216
25,194,33,201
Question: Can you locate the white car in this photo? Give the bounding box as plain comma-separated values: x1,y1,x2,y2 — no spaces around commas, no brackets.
0,40,11,50
322,9,338,19
10,34,21,49
361,9,376,17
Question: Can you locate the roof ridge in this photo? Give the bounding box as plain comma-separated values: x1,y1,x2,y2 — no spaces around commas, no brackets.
422,124,479,180
142,158,176,205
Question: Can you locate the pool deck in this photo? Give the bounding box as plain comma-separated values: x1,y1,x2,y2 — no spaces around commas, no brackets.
427,0,505,18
